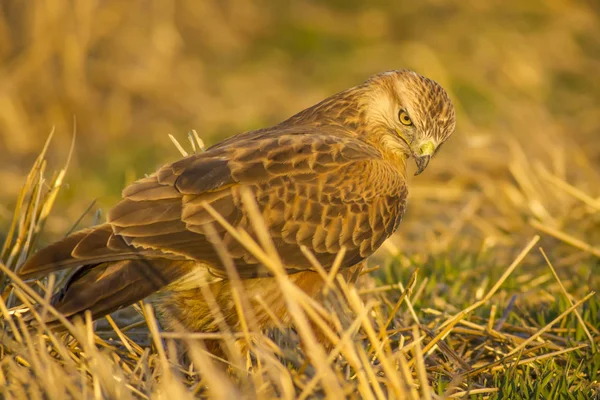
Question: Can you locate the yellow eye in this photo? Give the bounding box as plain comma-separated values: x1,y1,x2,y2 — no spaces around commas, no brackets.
398,110,412,126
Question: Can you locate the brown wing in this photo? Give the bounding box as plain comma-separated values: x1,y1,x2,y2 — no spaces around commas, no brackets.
107,131,408,278
18,129,407,282
16,129,407,322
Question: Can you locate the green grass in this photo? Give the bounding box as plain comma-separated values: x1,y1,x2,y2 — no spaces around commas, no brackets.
375,251,599,398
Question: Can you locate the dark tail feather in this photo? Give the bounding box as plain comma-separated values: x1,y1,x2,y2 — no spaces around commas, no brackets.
17,224,137,280
36,259,194,328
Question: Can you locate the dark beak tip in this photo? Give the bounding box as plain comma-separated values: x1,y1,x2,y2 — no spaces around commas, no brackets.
414,155,431,176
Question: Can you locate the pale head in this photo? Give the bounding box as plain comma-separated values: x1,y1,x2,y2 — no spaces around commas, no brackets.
359,69,456,174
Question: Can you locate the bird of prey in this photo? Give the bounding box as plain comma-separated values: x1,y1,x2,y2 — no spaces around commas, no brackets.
17,69,455,338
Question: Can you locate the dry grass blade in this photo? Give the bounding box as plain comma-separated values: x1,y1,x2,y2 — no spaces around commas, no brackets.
530,220,600,258
379,268,417,341
1,129,55,263
419,236,540,360
1,261,80,337
539,247,596,352
411,326,432,400
505,292,594,358
536,164,600,211
168,134,189,157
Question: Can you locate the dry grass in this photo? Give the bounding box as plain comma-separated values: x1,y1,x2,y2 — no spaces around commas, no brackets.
1,1,599,398
1,132,598,399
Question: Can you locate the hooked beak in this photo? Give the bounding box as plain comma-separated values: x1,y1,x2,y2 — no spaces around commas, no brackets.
413,141,435,176
414,154,431,175
394,129,436,176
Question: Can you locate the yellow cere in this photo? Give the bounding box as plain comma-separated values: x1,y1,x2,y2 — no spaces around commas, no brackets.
419,141,435,156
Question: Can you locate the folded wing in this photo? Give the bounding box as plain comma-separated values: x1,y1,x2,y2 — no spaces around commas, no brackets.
17,128,407,321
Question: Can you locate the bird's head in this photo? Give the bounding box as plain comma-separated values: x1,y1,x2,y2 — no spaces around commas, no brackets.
359,70,456,175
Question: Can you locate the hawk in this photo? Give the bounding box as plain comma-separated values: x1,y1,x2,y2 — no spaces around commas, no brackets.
17,70,456,337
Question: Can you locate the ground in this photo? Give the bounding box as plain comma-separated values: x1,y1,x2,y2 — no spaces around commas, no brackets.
1,1,599,398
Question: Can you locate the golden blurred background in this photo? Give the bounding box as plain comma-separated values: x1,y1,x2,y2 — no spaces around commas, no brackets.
1,0,599,261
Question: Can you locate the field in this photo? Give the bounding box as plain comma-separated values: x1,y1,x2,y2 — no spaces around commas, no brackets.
1,1,599,398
